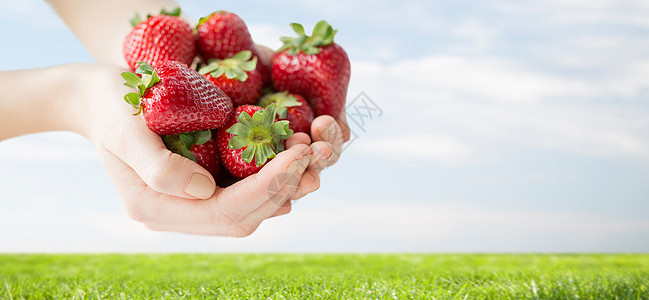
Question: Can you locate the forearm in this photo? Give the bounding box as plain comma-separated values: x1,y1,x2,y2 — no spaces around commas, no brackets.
0,65,80,141
47,0,182,67
0,64,127,142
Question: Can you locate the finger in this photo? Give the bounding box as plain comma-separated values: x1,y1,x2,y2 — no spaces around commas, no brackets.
217,144,313,219
97,149,205,225
244,168,320,222
309,141,333,172
297,169,321,197
97,148,154,206
145,160,318,229
268,201,292,218
311,115,345,165
254,44,275,69
103,119,216,200
105,144,312,226
286,132,311,149
337,109,352,142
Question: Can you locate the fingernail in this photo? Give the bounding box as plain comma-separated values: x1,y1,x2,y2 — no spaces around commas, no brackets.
314,151,333,174
322,148,333,161
185,173,215,199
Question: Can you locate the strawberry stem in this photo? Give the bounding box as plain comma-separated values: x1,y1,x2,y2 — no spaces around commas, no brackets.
162,130,212,162
198,50,257,82
129,7,181,27
226,105,293,166
278,20,337,55
121,62,161,115
197,10,227,27
257,91,302,119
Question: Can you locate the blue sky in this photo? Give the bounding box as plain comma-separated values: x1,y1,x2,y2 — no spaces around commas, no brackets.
1,0,648,252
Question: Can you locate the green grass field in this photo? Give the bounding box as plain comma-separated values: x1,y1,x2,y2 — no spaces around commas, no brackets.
0,254,647,299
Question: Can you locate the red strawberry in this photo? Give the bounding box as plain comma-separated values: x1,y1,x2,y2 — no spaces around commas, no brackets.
199,50,263,107
218,105,293,178
272,20,351,117
123,8,196,70
196,11,270,84
121,61,233,135
162,130,220,179
190,132,221,179
258,91,314,134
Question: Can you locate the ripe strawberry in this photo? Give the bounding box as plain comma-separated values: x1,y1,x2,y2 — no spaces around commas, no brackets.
121,61,233,135
218,105,293,178
190,131,221,179
162,130,220,179
272,20,351,117
198,50,263,107
258,91,314,134
123,8,196,70
196,11,270,84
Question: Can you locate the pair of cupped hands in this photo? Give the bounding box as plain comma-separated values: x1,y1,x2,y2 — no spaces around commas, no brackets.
86,46,350,237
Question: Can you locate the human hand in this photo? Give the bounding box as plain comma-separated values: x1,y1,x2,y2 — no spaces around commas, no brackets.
255,44,350,174
76,64,320,236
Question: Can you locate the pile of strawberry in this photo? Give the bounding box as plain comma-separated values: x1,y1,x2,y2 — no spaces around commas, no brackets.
120,8,350,183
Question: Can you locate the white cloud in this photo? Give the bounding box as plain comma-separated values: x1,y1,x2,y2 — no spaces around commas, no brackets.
247,23,287,51
451,20,499,50
352,135,473,165
348,54,649,163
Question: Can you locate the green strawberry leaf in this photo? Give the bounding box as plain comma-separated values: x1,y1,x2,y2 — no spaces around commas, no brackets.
262,104,277,126
123,62,161,116
278,20,337,55
224,68,236,79
194,130,212,145
228,135,249,149
241,145,255,164
135,62,154,75
197,11,225,28
290,23,306,36
226,123,249,137
312,20,330,39
197,14,213,27
233,68,248,82
124,93,140,108
237,111,254,127
162,135,197,162
257,91,302,119
239,57,257,72
211,68,226,78
226,106,294,167
254,146,266,166
179,132,195,149
252,107,266,125
160,7,181,17
232,50,252,61
121,72,142,86
130,12,143,27
199,51,257,82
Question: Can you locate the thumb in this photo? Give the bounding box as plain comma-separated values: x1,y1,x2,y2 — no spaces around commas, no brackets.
104,122,217,200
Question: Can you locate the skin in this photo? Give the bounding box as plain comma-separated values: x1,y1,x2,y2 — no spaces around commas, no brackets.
0,0,349,237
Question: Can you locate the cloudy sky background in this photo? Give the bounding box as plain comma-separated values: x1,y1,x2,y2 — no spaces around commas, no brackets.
1,0,648,252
